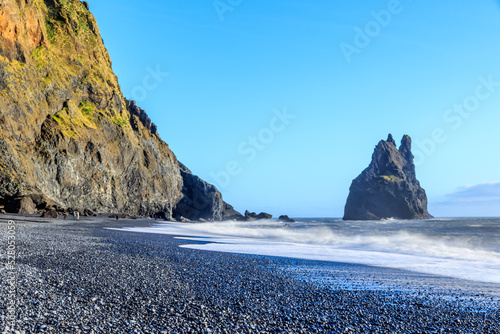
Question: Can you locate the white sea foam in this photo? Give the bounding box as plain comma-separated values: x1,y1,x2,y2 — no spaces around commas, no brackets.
109,219,500,284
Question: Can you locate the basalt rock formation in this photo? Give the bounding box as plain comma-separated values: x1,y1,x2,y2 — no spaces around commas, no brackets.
221,202,244,220
244,211,272,221
278,215,295,223
0,0,237,220
343,134,433,221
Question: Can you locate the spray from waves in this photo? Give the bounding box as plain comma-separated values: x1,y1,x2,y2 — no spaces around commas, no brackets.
150,220,500,262
331,230,500,262
112,218,500,283
152,220,343,244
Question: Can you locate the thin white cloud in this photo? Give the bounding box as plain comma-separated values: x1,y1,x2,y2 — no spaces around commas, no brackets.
440,182,500,205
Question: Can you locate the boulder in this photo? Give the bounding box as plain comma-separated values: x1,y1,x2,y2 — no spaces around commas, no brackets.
6,196,36,214
244,210,272,220
29,194,57,211
256,212,272,220
279,215,295,223
343,134,433,220
19,197,36,214
42,210,58,218
245,210,257,219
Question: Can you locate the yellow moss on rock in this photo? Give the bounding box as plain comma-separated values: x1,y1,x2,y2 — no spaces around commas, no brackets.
79,101,95,117
380,175,398,182
31,46,48,68
52,109,77,138
51,100,99,138
111,116,128,128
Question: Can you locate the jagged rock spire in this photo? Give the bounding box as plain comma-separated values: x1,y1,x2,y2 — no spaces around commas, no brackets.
343,134,433,220
387,133,396,146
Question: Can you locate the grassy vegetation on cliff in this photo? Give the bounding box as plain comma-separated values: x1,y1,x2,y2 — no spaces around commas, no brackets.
52,100,99,138
30,0,134,136
79,101,95,118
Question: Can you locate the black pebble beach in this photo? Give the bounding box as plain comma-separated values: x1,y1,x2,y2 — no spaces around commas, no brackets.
1,215,499,333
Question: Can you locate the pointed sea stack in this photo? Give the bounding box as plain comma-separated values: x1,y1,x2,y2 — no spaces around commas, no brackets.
343,134,433,220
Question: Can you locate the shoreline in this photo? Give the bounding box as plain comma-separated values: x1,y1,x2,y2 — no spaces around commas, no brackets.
1,214,499,332
112,217,500,285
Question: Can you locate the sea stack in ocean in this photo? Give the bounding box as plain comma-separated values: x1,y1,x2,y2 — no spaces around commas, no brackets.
343,134,433,221
0,0,239,221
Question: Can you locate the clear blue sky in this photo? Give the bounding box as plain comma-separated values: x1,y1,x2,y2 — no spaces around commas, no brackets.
88,0,500,217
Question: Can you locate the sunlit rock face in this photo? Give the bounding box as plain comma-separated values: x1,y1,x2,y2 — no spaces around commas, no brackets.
0,0,235,220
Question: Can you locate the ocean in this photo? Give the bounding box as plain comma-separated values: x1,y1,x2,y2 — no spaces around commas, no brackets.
113,218,500,284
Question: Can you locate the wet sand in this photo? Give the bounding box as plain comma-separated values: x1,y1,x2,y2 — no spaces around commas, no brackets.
1,214,499,333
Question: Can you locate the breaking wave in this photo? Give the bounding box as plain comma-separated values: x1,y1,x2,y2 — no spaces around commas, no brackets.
111,218,500,284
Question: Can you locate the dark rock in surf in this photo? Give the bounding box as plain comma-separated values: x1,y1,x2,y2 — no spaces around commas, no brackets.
245,210,257,219
279,215,295,223
343,134,433,221
256,212,272,220
244,210,272,220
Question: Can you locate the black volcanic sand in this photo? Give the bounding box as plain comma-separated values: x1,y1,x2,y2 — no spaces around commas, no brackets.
1,215,499,333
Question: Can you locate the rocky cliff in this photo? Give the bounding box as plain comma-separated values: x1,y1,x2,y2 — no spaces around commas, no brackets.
0,0,236,219
343,134,433,220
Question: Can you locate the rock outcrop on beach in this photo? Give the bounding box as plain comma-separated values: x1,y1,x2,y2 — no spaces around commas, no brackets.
221,202,244,220
244,210,273,220
278,215,295,223
343,134,433,220
0,0,237,220
173,163,225,221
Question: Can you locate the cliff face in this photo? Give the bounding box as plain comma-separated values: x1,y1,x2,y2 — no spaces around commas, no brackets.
0,0,233,219
343,134,433,221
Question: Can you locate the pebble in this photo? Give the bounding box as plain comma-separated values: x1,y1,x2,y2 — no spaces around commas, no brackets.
0,216,499,333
